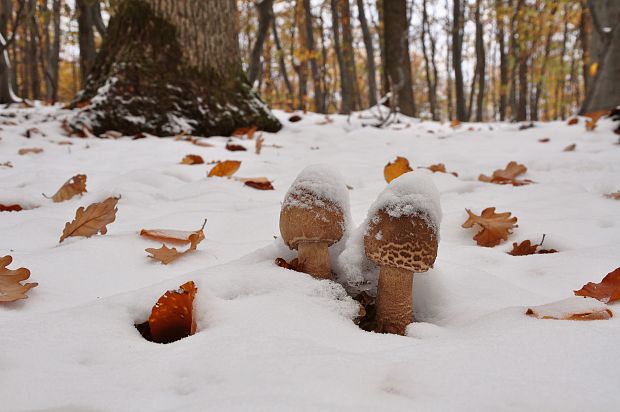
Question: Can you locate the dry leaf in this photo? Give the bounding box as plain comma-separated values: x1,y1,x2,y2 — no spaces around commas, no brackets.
316,116,333,125
479,161,533,186
56,140,73,146
208,160,241,177
180,154,204,165
384,156,413,183
145,221,206,264
144,281,197,344
462,207,518,247
288,115,302,122
585,110,609,131
244,179,274,190
255,134,264,155
426,163,458,177
18,148,43,155
563,144,576,152
145,245,184,264
589,62,598,77
567,118,578,126
59,196,119,243
538,138,550,143
225,143,247,152
0,161,13,168
0,256,38,302
46,174,87,203
574,267,620,304
603,191,620,200
231,126,257,139
140,220,207,246
0,204,23,212
450,119,460,128
508,239,558,256
526,297,612,320
275,257,301,271
191,138,213,147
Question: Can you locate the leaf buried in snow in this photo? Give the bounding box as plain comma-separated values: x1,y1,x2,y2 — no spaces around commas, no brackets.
604,191,620,200
180,154,204,165
538,138,550,143
462,207,518,247
208,160,241,177
526,297,612,321
574,267,620,304
584,110,609,131
59,196,119,243
147,281,197,344
384,156,413,183
225,143,247,152
508,240,558,256
0,256,38,302
236,177,274,190
0,204,23,212
231,126,257,139
18,148,43,155
46,174,87,202
140,219,207,246
275,257,301,271
144,221,206,264
426,163,458,177
479,161,533,186
563,144,576,152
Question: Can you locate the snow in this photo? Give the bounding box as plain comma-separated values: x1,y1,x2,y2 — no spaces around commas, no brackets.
1,107,620,411
526,296,611,319
282,163,350,213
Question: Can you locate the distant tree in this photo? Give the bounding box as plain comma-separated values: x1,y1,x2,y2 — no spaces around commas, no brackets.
452,0,465,120
357,0,377,107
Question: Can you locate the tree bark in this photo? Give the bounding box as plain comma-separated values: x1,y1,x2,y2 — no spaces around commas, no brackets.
339,0,359,111
303,0,324,113
496,0,508,121
71,0,281,137
474,0,485,122
271,11,294,102
357,0,377,107
384,0,416,117
452,0,465,120
421,0,437,120
0,0,20,103
77,0,96,87
27,0,39,100
248,0,274,87
331,0,351,114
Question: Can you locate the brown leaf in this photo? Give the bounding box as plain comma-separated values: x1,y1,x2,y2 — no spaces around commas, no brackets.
0,204,23,212
231,126,257,139
604,191,620,200
0,161,13,168
59,196,119,243
0,256,37,302
526,297,612,320
450,119,460,128
352,291,377,331
180,154,204,165
225,143,247,152
316,116,333,125
146,245,184,265
18,148,43,155
235,177,274,190
479,161,533,186
462,207,518,247
56,140,73,146
191,138,214,147
567,117,579,126
563,143,576,152
140,219,207,246
288,115,302,122
255,134,264,155
145,221,206,264
208,160,241,177
147,281,197,343
426,163,458,177
384,156,413,183
508,239,559,256
538,138,550,143
275,257,301,271
46,174,87,203
584,110,609,131
23,127,44,138
574,267,620,303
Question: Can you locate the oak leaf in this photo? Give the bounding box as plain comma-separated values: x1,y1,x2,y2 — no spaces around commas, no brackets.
140,220,207,246
59,196,119,243
538,138,550,143
225,143,247,152
384,156,413,183
567,118,578,126
275,257,301,271
585,110,609,131
18,148,43,155
232,126,257,139
235,177,274,190
426,163,458,177
604,191,620,200
526,297,612,321
46,174,87,203
0,204,23,212
208,160,241,177
479,161,533,186
145,281,197,344
450,119,460,128
145,220,206,264
288,115,302,122
462,207,518,247
180,154,204,165
145,245,184,265
508,239,558,256
0,256,38,302
563,144,576,152
574,267,620,304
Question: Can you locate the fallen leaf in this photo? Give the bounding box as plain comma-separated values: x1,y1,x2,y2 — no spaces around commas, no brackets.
45,174,87,203
479,161,533,186
526,296,612,320
574,267,620,304
384,156,413,183
145,281,197,344
567,118,578,126
604,191,620,200
589,62,598,77
450,119,460,128
23,127,44,138
244,179,274,190
140,220,207,246
0,161,12,168
191,138,214,147
563,143,576,152
59,196,119,243
462,207,518,247
208,160,241,177
225,143,247,152
426,163,458,177
56,140,73,146
18,148,43,155
585,110,610,131
100,130,123,139
275,257,301,271
231,126,257,139
0,256,38,302
508,239,558,256
255,134,264,155
132,132,146,140
518,123,535,130
180,154,204,165
538,138,550,143
145,221,206,264
145,245,184,265
0,204,23,212
316,116,333,125
353,291,377,332
288,115,302,122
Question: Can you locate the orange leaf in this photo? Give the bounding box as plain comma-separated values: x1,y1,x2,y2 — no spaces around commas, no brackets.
225,143,247,152
526,297,612,320
147,281,197,344
563,144,576,152
145,245,184,264
574,267,620,304
18,148,43,155
275,257,301,271
180,154,204,165
231,126,257,139
191,138,214,147
384,156,413,183
584,110,610,131
450,119,460,128
140,220,207,246
244,180,274,190
426,163,458,177
0,204,23,212
604,191,620,200
589,62,598,77
59,196,119,243
462,207,518,247
567,117,578,126
0,256,37,302
508,239,558,256
46,174,87,203
479,161,533,186
208,160,241,177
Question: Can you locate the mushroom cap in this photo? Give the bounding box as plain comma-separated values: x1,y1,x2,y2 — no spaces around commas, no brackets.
364,209,438,272
280,189,344,249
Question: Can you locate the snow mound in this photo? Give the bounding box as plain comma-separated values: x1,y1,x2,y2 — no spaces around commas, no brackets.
526,296,612,319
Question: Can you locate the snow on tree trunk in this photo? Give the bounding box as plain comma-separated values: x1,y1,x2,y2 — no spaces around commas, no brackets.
70,0,281,137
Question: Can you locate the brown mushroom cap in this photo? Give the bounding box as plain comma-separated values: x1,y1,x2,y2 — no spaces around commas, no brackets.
364,209,438,272
280,189,345,250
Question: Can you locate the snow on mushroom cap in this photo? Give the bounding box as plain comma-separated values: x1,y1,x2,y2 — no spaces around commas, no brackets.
282,164,350,213
367,171,442,233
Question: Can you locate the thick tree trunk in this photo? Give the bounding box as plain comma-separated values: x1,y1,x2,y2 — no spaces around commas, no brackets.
0,0,18,103
248,0,274,87
27,0,39,100
357,0,377,107
77,0,96,88
71,0,281,137
580,0,620,114
384,0,416,117
452,0,465,121
303,0,324,113
339,0,359,111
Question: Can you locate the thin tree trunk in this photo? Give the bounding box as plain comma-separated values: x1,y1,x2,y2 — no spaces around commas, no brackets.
303,0,324,113
496,0,508,120
28,0,39,100
532,4,557,121
452,0,465,120
474,0,485,121
77,0,96,87
339,0,359,111
421,0,437,120
357,0,377,107
579,0,590,98
272,9,293,104
445,0,453,120
331,0,351,113
248,0,274,87
293,1,307,110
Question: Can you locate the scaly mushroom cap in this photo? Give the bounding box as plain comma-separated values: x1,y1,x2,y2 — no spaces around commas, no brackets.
364,209,438,272
280,189,344,250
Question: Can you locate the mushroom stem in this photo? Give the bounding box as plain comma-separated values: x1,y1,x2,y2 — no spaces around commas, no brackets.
376,265,413,335
297,241,331,279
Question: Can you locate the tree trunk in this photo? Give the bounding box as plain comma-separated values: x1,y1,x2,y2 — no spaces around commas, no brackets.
71,0,281,137
272,12,294,104
452,0,465,121
421,0,437,120
28,0,39,100
496,0,508,120
339,0,359,111
384,0,415,117
580,0,620,114
248,0,274,87
303,0,324,113
357,0,377,107
331,0,351,114
77,0,96,88
293,1,307,110
474,0,485,122
0,0,19,103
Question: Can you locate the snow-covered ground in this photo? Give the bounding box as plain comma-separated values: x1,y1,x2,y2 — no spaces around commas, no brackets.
1,106,619,411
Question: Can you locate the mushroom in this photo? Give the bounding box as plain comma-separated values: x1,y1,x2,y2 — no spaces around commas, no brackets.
279,165,349,279
363,172,441,335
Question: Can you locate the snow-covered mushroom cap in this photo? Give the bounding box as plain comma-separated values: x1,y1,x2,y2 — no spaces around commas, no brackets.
280,164,349,249
364,172,441,272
